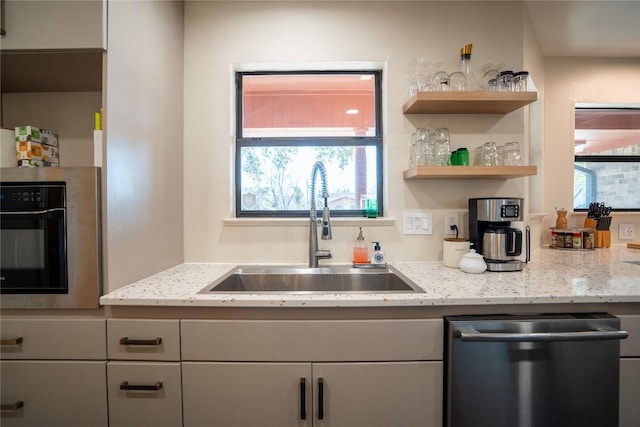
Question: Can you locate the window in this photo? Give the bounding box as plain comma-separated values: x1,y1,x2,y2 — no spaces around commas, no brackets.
574,105,640,211
235,71,382,217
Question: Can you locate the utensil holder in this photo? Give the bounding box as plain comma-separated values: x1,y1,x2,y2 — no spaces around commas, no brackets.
595,230,610,248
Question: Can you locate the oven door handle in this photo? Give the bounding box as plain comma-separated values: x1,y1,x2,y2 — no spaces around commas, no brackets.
0,208,66,215
455,325,628,342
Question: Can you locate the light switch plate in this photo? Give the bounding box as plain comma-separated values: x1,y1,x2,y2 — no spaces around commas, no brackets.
403,212,433,235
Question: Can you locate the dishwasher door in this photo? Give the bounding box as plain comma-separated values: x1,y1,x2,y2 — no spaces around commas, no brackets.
445,314,628,427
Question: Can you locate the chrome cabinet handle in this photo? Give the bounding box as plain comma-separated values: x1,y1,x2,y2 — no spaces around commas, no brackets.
119,337,162,346
120,381,163,391
1,401,24,412
456,325,629,342
1,337,23,346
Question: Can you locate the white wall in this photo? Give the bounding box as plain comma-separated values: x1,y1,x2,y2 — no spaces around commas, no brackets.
183,0,535,264
104,1,185,291
541,57,640,241
1,92,101,166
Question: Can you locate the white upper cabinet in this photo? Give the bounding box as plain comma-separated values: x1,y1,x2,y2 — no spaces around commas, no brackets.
1,0,107,51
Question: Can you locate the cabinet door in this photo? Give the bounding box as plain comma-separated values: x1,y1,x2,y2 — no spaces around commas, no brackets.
313,361,443,427
1,0,106,50
107,361,182,427
620,358,640,427
182,362,311,427
0,360,108,427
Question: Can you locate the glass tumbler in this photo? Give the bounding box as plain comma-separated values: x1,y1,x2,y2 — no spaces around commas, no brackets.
434,140,451,166
504,141,521,165
481,142,499,166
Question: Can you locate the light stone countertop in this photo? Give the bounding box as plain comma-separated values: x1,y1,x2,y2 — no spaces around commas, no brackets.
100,245,640,308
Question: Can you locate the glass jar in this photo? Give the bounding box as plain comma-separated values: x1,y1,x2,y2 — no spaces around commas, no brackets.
497,70,514,92
512,71,529,91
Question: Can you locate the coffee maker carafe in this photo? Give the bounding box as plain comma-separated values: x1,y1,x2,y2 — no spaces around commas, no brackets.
469,198,528,272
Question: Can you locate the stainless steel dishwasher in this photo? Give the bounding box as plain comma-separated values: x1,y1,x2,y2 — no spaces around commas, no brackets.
445,314,628,427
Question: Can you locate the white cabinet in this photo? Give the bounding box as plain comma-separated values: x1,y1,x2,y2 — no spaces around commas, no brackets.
0,317,107,427
1,0,106,51
619,315,640,427
1,361,107,427
107,361,182,427
182,362,310,427
182,361,441,427
181,319,443,427
106,319,183,427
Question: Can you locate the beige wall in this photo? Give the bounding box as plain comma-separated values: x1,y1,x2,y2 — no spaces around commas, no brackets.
183,0,534,264
541,57,640,241
1,92,102,167
182,1,638,266
104,1,185,291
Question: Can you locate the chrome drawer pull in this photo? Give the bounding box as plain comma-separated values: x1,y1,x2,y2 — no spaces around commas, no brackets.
1,337,23,346
1,401,24,412
120,381,163,391
119,337,162,346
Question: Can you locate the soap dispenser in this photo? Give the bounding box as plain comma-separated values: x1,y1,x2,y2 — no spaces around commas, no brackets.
371,241,385,265
353,227,369,264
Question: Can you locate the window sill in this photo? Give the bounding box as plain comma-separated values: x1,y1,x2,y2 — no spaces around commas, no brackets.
223,217,396,227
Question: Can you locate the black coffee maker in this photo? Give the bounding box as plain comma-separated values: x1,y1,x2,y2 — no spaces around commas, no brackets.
469,197,529,272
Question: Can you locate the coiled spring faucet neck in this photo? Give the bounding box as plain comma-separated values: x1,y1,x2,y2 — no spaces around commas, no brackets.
309,161,332,267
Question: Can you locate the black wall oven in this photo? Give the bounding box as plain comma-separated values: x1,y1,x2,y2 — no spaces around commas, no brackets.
1,167,101,309
1,183,67,293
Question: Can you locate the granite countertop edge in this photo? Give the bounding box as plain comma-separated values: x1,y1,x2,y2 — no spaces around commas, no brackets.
100,245,640,308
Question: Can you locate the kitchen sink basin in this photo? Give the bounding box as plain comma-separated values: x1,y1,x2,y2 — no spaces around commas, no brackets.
198,265,424,294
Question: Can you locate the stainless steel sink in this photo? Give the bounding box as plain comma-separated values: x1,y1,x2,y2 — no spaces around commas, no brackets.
198,265,424,294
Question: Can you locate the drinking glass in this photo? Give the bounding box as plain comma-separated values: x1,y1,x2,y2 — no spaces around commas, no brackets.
474,146,482,165
480,63,499,91
434,139,451,166
409,132,418,167
432,128,450,166
497,145,505,165
481,142,499,166
433,71,449,91
504,141,521,165
449,72,466,91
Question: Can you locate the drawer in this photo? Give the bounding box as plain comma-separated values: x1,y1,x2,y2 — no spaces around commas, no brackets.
107,319,180,361
107,361,182,427
1,360,108,427
620,315,640,357
0,318,106,360
181,319,443,362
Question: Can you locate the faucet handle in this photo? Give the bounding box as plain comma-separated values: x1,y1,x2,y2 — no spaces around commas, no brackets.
321,207,332,240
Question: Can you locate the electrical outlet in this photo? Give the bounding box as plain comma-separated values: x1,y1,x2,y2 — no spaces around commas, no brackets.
445,212,459,236
619,223,635,240
403,212,433,235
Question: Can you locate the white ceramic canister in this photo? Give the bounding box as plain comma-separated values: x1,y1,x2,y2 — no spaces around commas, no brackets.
443,238,471,268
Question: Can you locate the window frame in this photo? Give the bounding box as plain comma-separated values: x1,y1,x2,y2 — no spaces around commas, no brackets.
234,70,384,218
574,155,640,212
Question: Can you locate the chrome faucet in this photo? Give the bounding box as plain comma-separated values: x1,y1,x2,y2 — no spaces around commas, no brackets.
309,161,332,268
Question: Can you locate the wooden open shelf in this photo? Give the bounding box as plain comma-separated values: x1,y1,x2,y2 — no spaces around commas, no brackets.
403,165,538,180
402,91,537,114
